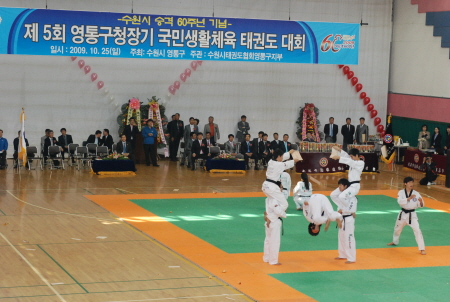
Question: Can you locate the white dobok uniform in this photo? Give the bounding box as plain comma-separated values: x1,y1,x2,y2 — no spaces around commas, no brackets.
280,172,292,200
331,150,364,209
263,197,287,265
331,191,358,262
293,181,313,210
391,189,425,250
303,194,342,225
262,152,295,212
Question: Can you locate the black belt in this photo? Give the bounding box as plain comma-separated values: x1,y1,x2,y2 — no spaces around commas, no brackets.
283,188,288,191
299,195,310,197
399,208,415,224
349,181,360,186
266,179,282,187
342,214,353,231
279,217,284,235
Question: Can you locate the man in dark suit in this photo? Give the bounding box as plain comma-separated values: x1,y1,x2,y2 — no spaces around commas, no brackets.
203,132,216,147
303,132,316,142
280,134,293,152
444,126,450,154
122,117,140,152
341,118,355,152
259,133,272,166
44,130,62,167
324,117,338,143
252,131,264,156
58,128,74,162
270,133,283,151
184,117,199,142
167,115,179,161
87,130,103,145
101,129,114,152
116,134,134,161
240,134,259,170
191,132,209,171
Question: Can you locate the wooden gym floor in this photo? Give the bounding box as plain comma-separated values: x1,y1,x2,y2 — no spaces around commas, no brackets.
0,159,449,302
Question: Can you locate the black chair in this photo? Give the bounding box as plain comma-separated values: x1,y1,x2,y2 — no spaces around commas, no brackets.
26,146,43,170
47,146,65,170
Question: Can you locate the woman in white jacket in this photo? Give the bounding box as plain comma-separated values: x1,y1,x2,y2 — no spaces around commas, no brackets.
293,173,313,210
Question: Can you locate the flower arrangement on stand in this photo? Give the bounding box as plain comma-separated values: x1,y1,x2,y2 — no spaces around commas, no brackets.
215,153,236,160
296,103,324,142
99,152,129,161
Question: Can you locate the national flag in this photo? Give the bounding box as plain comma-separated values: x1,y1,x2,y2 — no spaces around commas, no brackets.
19,108,27,166
381,114,395,164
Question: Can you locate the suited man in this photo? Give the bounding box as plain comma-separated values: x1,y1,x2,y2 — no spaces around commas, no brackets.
167,115,179,161
175,113,184,140
236,115,250,143
341,118,355,152
444,126,450,152
224,134,244,159
259,133,272,165
303,132,316,142
431,127,442,151
101,129,114,152
184,117,199,142
41,129,50,153
270,133,283,152
122,117,140,151
252,131,264,156
87,130,103,145
203,132,216,147
116,134,134,161
240,134,259,170
191,132,209,170
355,117,369,144
181,132,196,167
204,116,220,143
44,130,62,167
280,134,293,152
58,128,74,161
324,117,338,143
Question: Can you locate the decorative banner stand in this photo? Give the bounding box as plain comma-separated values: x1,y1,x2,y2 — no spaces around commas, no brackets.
127,98,142,131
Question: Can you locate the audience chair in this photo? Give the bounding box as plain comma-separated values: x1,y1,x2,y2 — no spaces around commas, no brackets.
47,146,65,170
112,144,117,153
74,146,90,170
67,143,79,166
86,143,98,159
209,146,220,158
218,143,225,154
26,146,43,170
96,146,109,158
178,142,185,161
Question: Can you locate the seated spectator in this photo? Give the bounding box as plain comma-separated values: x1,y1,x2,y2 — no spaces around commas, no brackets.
224,134,243,159
87,130,103,145
0,129,8,169
281,134,293,152
191,132,209,171
116,134,134,161
58,128,74,162
240,133,259,170
260,133,272,166
41,129,50,153
303,132,316,142
43,130,63,167
102,129,114,152
203,132,215,147
271,133,282,151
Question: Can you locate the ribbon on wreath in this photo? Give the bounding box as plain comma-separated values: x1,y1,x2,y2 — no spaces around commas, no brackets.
149,101,169,157
127,98,142,131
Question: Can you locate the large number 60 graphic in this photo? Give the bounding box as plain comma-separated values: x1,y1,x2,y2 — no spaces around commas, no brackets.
320,34,343,53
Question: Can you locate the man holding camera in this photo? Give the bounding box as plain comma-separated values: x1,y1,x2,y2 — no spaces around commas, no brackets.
419,156,438,186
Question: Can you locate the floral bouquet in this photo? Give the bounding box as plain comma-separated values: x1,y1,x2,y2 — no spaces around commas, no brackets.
216,153,236,160
100,152,129,161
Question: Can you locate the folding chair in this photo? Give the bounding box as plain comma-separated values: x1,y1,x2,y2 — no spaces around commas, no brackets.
67,143,79,166
218,143,225,154
86,143,98,159
209,146,220,158
111,144,117,153
74,146,90,170
47,146,65,170
26,146,43,170
96,146,109,158
178,142,185,160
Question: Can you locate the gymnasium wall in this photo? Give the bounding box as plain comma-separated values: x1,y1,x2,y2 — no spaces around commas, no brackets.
389,0,450,136
0,0,392,154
